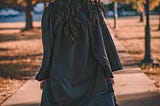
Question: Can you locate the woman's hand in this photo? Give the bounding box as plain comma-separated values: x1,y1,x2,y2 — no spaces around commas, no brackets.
108,78,115,85
40,80,46,90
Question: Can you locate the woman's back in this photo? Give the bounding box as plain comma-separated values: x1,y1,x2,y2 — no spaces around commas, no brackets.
36,1,116,105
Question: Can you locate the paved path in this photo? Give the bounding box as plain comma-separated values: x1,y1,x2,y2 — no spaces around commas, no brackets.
110,28,160,106
2,24,160,106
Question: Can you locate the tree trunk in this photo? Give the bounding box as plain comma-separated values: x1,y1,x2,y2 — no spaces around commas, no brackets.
158,11,160,30
139,12,144,22
158,2,160,30
114,2,118,29
25,0,33,31
141,0,153,63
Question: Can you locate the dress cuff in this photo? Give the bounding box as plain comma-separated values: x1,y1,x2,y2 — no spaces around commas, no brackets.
103,64,114,78
35,65,49,81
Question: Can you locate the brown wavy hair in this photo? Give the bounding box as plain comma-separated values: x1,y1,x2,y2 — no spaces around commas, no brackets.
48,0,104,43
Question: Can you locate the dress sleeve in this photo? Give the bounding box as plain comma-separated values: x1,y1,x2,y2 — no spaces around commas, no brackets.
35,7,54,81
90,14,114,78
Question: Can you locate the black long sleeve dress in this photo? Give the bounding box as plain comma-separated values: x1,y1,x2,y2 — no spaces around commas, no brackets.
35,0,122,106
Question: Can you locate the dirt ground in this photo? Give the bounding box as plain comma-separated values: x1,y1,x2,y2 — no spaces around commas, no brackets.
107,15,160,91
0,22,42,104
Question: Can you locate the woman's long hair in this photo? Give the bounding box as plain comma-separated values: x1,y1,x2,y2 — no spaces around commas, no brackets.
48,0,105,43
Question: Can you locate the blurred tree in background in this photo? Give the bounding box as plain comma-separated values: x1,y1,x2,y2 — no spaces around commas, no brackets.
22,0,46,30
119,0,160,22
150,0,160,30
0,0,46,31
25,0,33,30
158,2,160,30
0,0,159,30
117,0,145,22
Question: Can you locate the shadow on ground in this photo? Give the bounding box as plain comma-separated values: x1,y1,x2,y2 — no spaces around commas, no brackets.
0,53,42,80
117,92,160,106
0,27,41,30
6,103,40,106
117,36,160,40
0,33,41,43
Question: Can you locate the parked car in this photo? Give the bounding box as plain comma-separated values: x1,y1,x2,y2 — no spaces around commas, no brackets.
0,8,20,17
33,3,44,14
0,9,9,17
118,11,138,17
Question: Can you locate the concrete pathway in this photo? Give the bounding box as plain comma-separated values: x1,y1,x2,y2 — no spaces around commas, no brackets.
110,29,160,106
2,25,160,106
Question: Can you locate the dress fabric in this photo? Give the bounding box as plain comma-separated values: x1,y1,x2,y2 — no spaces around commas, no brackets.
35,0,121,106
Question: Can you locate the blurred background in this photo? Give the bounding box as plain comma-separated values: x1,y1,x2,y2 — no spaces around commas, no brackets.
0,0,160,105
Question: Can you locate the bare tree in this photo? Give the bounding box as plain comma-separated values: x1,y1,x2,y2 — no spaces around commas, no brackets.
25,0,33,30
114,2,118,29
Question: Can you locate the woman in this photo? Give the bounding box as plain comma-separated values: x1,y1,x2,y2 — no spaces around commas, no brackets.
35,0,121,106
